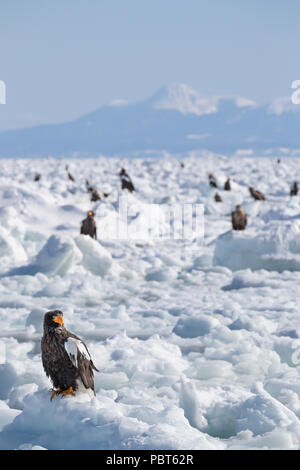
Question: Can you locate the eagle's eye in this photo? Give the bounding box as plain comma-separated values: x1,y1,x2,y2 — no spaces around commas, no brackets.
53,314,63,326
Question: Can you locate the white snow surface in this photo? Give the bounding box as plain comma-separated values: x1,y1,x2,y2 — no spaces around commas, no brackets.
0,154,300,449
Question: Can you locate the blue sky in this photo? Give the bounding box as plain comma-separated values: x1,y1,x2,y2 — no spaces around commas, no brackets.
0,0,299,130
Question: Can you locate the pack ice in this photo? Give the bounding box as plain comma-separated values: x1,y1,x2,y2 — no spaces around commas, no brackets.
1,154,300,450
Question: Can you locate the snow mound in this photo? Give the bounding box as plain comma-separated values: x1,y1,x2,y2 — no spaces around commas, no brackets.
179,380,208,430
0,227,27,265
178,381,300,449
228,383,300,449
25,308,46,333
0,363,19,400
8,233,128,279
173,315,220,338
0,401,21,433
0,388,219,450
75,234,122,277
235,383,300,438
8,384,39,410
222,269,279,290
214,223,300,272
11,235,82,276
145,267,177,282
0,207,25,241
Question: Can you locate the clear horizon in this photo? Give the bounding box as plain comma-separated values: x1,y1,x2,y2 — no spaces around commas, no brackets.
0,0,299,131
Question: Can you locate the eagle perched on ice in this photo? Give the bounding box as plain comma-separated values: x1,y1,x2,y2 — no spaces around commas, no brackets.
80,210,97,239
120,168,135,193
231,204,247,231
249,186,265,201
41,310,98,400
290,181,298,196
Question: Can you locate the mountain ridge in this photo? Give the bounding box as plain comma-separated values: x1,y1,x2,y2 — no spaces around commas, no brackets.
0,83,299,158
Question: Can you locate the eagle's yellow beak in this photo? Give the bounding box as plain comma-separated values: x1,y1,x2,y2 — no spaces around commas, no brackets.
53,315,63,326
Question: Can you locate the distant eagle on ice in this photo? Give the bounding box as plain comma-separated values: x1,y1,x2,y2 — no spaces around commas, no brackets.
208,173,217,188
41,310,98,400
214,192,222,202
90,188,101,202
120,168,135,193
80,210,97,239
85,179,93,193
224,178,231,191
65,164,75,182
290,182,298,196
249,186,265,201
231,204,247,231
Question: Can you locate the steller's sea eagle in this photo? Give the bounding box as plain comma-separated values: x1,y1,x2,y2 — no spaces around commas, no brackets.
290,182,298,196
224,178,231,191
231,204,247,231
80,210,97,239
41,310,98,400
215,192,222,202
249,186,265,200
120,168,135,193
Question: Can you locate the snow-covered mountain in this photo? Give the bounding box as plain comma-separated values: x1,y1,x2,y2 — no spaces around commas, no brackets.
0,83,300,157
148,83,256,115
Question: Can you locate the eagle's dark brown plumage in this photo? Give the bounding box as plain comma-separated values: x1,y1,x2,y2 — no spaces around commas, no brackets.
208,173,217,188
249,187,265,200
41,310,98,399
232,204,247,231
65,164,75,182
224,178,231,191
80,211,97,239
90,189,101,201
120,168,135,193
85,180,101,200
290,182,298,196
85,179,94,193
215,192,222,202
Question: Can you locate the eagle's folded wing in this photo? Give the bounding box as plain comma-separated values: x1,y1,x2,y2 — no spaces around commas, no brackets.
65,337,91,368
64,336,98,390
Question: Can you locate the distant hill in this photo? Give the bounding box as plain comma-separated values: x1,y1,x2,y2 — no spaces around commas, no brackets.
0,83,300,158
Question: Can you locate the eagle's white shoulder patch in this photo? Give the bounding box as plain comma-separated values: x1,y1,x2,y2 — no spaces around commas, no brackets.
65,337,90,368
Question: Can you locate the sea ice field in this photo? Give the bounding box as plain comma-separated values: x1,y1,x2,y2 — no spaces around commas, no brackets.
1,153,300,449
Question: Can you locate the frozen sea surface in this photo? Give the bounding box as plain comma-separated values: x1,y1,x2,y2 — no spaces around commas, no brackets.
0,154,300,449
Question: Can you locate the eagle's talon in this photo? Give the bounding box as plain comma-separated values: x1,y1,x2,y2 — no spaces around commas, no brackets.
61,386,75,398
50,387,62,401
